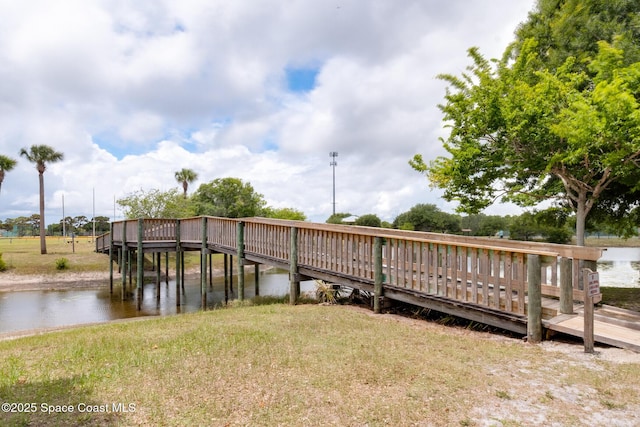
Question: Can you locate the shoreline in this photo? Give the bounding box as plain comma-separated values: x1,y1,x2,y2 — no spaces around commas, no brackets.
0,269,207,293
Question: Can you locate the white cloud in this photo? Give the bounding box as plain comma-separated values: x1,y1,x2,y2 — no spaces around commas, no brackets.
0,0,535,225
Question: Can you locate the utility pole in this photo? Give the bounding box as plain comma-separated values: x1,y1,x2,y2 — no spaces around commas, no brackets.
329,151,338,216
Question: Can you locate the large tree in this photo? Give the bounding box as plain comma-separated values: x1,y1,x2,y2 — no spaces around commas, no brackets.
19,145,64,254
118,188,194,219
393,204,461,234
0,155,17,195
193,177,266,218
411,1,640,246
174,168,198,198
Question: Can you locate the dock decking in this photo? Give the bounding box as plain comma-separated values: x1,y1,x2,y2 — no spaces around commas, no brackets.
96,216,640,353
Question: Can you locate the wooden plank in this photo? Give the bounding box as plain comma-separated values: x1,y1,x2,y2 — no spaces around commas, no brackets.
481,249,489,306
545,315,640,352
504,252,513,312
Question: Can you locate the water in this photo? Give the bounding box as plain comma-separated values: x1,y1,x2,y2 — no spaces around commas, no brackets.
0,271,315,335
0,248,637,335
598,247,640,288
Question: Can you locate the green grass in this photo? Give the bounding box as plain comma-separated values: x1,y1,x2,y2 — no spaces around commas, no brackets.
0,236,215,275
1,304,638,426
601,287,640,312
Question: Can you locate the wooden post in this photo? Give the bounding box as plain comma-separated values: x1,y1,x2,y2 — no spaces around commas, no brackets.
165,252,169,284
209,252,213,288
121,222,127,300
181,252,185,290
136,218,144,310
201,216,208,309
583,261,598,354
229,255,234,293
527,254,542,343
559,257,573,314
175,219,181,307
255,264,260,296
109,223,114,293
289,227,299,305
128,249,133,287
374,236,383,314
156,252,161,284
583,269,595,354
224,253,229,303
237,221,245,301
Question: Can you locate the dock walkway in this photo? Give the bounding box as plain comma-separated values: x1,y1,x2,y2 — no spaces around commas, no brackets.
96,216,640,352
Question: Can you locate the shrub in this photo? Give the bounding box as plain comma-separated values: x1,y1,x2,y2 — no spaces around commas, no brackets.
315,280,341,304
0,253,6,272
55,258,70,270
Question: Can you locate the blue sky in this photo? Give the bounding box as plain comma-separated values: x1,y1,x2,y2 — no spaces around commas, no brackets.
0,0,535,224
286,67,320,92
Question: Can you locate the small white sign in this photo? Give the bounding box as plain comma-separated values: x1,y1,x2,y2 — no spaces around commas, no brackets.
587,271,600,297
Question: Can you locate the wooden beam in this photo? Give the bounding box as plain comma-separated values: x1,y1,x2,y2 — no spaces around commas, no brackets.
289,227,299,305
374,236,383,314
527,254,542,343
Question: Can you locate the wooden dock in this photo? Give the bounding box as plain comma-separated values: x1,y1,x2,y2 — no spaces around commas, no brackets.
545,305,640,352
95,216,640,353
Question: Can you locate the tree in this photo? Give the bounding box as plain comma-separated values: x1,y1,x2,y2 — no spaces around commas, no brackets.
411,1,640,246
118,188,194,219
392,204,461,234
355,214,382,228
19,144,64,254
85,216,111,234
175,168,198,198
411,37,640,246
263,207,307,221
326,212,352,224
461,214,509,237
513,0,640,73
27,214,40,236
0,155,17,195
192,178,266,218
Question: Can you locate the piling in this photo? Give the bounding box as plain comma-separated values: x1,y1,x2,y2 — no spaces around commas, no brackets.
559,257,573,314
201,216,208,309
374,237,383,314
175,219,182,307
527,254,542,343
289,226,299,305
136,218,144,310
237,222,245,300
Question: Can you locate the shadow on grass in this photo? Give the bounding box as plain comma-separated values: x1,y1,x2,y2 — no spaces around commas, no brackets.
0,376,122,427
601,287,640,312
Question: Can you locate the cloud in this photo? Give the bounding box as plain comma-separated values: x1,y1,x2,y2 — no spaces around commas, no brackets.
0,0,535,225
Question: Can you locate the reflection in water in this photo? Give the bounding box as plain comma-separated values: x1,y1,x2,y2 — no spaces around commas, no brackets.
0,271,315,335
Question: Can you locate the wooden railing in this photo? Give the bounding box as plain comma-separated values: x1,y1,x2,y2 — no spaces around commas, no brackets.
97,216,603,322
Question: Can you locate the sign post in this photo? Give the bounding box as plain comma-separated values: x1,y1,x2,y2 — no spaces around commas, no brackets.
583,269,601,353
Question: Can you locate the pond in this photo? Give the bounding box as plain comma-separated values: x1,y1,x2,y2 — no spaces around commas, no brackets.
0,247,637,335
0,270,315,336
598,247,640,288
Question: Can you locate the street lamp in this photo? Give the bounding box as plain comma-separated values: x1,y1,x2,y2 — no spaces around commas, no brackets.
329,151,338,216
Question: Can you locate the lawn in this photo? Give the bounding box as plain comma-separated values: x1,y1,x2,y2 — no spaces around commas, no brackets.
1,304,639,426
0,236,212,276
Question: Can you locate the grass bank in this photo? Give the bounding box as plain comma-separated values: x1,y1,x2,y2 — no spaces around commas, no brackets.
0,236,208,276
1,304,639,426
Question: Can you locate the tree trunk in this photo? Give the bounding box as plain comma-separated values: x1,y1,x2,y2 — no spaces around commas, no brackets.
39,171,47,254
575,190,587,247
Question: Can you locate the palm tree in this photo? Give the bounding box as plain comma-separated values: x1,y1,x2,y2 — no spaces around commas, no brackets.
0,155,17,194
175,168,198,198
19,145,64,254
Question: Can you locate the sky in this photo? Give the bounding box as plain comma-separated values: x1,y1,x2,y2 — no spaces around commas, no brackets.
0,0,537,225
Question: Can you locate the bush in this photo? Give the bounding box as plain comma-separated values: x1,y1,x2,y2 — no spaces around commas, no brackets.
0,253,6,272
55,258,70,270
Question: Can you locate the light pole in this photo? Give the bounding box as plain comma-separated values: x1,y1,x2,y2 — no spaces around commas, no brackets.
329,151,338,216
